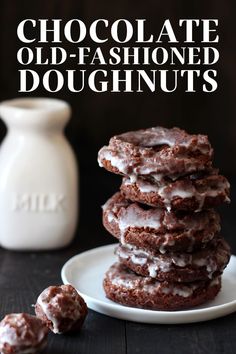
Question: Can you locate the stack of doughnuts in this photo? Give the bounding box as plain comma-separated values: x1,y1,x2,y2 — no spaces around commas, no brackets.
98,127,231,310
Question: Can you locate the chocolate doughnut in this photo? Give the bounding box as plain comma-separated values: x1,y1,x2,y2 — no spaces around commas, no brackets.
116,236,230,282
98,127,213,178
120,173,230,211
103,263,221,311
35,285,87,334
0,313,48,354
103,192,221,253
98,126,231,312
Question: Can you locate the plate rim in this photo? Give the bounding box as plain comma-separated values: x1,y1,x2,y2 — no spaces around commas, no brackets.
61,243,236,323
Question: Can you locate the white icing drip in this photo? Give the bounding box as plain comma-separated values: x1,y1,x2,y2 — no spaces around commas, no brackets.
130,249,149,266
148,264,158,278
37,295,61,334
99,150,127,174
150,137,175,147
111,277,136,289
20,349,40,354
151,173,164,182
117,240,225,280
131,255,147,265
206,261,218,279
159,235,175,254
172,254,192,267
173,253,218,278
120,206,161,229
125,175,230,213
3,346,45,354
117,248,129,259
158,185,194,211
123,244,149,256
136,165,158,175
159,245,167,254
0,324,19,347
99,127,213,179
117,245,150,266
162,284,197,298
137,180,159,193
195,183,230,211
119,204,161,245
196,197,205,212
117,245,172,276
169,188,194,199
172,286,195,298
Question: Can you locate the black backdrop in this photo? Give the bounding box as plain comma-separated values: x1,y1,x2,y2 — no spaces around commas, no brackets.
0,0,235,248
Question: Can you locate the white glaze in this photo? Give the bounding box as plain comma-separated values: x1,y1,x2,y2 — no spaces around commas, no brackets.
111,277,138,289
37,294,62,334
172,285,196,298
107,261,222,299
210,277,220,287
131,255,147,265
99,127,212,179
111,272,198,298
162,283,198,298
148,264,158,278
119,204,161,244
129,174,138,183
159,235,175,254
159,244,167,254
99,149,127,174
136,179,159,193
119,205,161,230
206,261,218,279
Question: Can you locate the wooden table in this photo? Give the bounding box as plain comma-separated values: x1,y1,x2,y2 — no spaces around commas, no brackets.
0,175,236,354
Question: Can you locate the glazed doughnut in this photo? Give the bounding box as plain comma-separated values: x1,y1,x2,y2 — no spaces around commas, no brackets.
120,172,230,211
116,236,230,282
103,192,221,253
103,263,221,311
98,127,213,177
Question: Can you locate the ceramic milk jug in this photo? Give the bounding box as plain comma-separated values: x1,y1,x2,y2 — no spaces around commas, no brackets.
0,97,78,250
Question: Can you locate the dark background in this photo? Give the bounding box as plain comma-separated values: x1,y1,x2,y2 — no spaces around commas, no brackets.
0,0,235,249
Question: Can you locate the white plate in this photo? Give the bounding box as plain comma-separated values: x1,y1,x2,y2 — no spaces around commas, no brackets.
61,244,236,324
